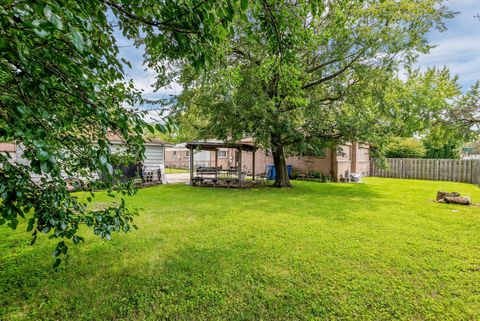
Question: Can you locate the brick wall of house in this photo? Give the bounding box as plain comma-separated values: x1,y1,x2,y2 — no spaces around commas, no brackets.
166,140,370,178
354,144,371,176
165,149,192,168
242,142,370,179
0,143,16,163
165,146,239,169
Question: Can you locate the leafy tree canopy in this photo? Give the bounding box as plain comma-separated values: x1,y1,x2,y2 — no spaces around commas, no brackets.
385,138,426,159
0,0,242,264
172,0,453,187
172,0,455,186
423,141,460,159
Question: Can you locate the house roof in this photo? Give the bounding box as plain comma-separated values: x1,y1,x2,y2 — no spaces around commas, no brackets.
185,141,257,152
107,132,171,146
144,138,172,146
0,143,16,153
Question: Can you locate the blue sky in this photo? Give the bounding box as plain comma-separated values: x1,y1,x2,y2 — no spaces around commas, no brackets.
117,0,480,102
415,0,480,90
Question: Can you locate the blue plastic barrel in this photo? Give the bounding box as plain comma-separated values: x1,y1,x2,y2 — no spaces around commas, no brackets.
287,165,293,178
266,164,276,180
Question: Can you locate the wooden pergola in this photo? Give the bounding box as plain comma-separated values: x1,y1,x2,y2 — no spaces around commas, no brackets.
185,141,258,188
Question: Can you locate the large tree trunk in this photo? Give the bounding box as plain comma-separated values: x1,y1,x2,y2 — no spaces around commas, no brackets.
271,133,291,188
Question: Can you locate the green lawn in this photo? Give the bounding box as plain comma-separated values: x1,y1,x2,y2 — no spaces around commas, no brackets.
1,178,479,320
165,168,190,174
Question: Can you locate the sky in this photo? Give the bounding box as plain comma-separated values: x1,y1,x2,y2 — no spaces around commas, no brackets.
117,0,480,105
415,0,480,90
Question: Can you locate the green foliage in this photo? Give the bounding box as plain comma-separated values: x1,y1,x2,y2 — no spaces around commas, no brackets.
295,171,332,182
380,67,461,137
443,81,480,140
0,0,241,262
423,141,460,159
174,0,455,186
1,179,479,320
385,137,426,158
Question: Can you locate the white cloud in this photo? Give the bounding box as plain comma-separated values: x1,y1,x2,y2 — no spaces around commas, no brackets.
416,36,480,84
413,0,480,89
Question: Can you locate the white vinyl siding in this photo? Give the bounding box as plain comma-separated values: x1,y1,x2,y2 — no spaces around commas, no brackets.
144,145,165,170
14,143,165,183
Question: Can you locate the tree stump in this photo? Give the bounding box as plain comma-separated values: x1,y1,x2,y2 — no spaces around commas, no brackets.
444,196,471,205
436,191,460,202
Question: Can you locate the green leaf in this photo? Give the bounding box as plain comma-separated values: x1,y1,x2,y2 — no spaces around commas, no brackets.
99,154,108,165
52,258,61,268
155,124,166,133
38,149,49,161
72,235,82,245
0,38,8,49
106,163,113,175
40,161,49,173
53,248,61,257
43,6,52,19
49,14,63,30
70,27,85,52
241,0,248,11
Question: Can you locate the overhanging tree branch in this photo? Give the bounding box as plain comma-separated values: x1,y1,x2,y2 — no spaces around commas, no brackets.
301,52,364,90
104,0,203,34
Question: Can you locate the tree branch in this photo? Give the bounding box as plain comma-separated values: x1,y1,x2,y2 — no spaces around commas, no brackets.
306,51,360,74
301,52,363,90
104,0,202,34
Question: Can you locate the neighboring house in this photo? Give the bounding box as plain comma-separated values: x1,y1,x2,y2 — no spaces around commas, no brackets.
240,139,370,180
0,136,170,183
0,143,16,161
108,134,170,182
166,141,238,169
168,138,371,181
461,145,480,160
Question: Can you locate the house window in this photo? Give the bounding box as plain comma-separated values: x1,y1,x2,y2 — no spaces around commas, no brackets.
185,150,190,157
172,151,177,158
218,150,227,158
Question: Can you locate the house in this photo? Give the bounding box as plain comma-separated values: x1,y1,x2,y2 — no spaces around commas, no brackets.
0,135,170,183
239,140,370,181
0,143,16,161
169,138,371,181
108,134,170,182
165,141,238,169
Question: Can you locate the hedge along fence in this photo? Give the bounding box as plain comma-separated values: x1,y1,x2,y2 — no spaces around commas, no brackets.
371,158,480,184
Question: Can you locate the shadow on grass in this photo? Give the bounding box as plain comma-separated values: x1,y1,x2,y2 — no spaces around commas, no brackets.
0,181,405,320
148,181,385,222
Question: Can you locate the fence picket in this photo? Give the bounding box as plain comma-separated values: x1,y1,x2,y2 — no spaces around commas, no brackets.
371,158,480,184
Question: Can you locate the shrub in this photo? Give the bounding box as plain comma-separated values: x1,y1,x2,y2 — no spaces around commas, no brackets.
385,138,426,158
424,142,460,159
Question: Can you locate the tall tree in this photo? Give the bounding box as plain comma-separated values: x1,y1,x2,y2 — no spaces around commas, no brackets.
0,0,240,263
444,81,480,138
173,0,454,186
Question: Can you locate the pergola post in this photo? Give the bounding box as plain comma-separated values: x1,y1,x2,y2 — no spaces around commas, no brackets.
252,149,256,181
214,148,218,179
237,149,242,187
189,146,194,185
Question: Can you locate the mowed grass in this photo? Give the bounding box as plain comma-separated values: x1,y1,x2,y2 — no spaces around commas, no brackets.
1,178,479,321
165,168,190,174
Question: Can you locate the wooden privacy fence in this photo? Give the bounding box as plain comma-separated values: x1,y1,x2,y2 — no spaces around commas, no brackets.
371,158,480,184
